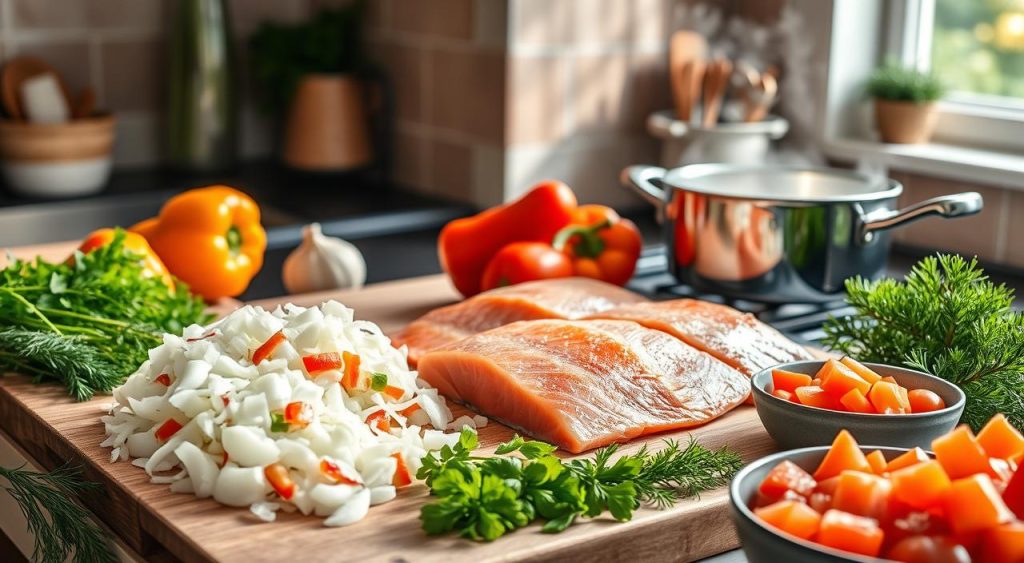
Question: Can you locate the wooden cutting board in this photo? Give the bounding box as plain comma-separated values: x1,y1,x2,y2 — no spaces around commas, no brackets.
0,274,780,563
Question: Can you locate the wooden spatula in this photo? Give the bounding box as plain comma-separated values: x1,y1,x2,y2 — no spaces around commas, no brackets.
669,31,707,122
701,59,732,128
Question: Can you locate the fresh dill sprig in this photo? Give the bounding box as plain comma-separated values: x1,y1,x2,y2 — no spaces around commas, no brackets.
0,464,116,563
822,254,1024,431
629,438,743,508
0,329,121,401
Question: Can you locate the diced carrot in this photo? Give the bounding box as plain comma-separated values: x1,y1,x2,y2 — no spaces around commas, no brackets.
977,414,1024,461
392,452,413,487
813,430,872,480
990,457,1015,483
867,381,910,414
839,389,874,414
865,450,887,475
1004,464,1024,519
897,385,911,412
907,389,945,413
981,521,1024,563
820,360,872,399
753,500,822,540
772,389,793,401
890,460,952,510
839,357,882,384
816,509,885,557
885,447,929,473
795,386,842,411
340,351,361,390
252,330,286,364
933,425,993,479
943,474,1015,535
759,460,817,498
772,369,813,393
832,470,892,520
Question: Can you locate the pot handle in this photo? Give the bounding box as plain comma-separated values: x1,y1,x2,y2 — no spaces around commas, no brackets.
860,191,983,243
621,165,668,210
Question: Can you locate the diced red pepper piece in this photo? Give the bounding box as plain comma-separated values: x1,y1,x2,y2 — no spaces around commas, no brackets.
154,373,171,386
366,410,391,433
933,425,993,479
383,385,405,401
303,352,344,375
392,452,412,487
264,463,296,500
154,419,183,442
253,330,286,364
759,460,817,499
943,474,1015,535
283,401,312,428
816,509,885,558
341,351,361,390
320,458,360,486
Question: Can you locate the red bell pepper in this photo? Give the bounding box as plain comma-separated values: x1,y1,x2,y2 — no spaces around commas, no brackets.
283,401,312,428
320,458,361,486
303,352,343,375
252,330,286,364
264,463,296,500
154,419,183,442
154,373,171,386
366,410,391,433
392,452,413,487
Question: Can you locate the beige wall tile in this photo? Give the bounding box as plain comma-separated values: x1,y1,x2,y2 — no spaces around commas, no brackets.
572,53,629,134
12,0,163,30
1002,191,1024,268
368,40,426,124
392,127,428,191
625,51,671,133
894,173,1003,262
428,47,505,144
229,0,310,36
389,0,474,40
100,39,161,112
429,138,474,201
513,0,573,47
506,55,565,144
13,41,93,96
574,0,631,44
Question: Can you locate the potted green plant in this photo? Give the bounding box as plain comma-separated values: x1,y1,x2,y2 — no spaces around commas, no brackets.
249,3,374,171
867,61,945,144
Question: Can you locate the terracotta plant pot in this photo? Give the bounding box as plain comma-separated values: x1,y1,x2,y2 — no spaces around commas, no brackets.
874,99,937,144
282,74,373,171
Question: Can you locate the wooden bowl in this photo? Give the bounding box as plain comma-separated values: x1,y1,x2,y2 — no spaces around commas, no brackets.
0,114,116,197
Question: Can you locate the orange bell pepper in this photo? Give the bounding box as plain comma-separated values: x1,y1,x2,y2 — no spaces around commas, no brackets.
75,228,175,291
890,460,951,509
551,205,642,286
264,463,296,500
771,369,812,393
816,509,885,557
438,181,578,297
753,500,822,540
832,469,892,520
131,186,266,300
977,414,1024,460
814,430,872,480
943,474,1015,535
933,425,992,479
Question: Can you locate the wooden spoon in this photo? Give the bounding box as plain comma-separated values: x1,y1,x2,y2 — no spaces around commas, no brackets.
702,59,732,128
669,31,707,122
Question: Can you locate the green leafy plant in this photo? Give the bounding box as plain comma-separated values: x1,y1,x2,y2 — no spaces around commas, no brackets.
0,230,211,399
822,254,1024,431
0,464,116,563
248,3,370,115
418,429,742,541
867,60,946,102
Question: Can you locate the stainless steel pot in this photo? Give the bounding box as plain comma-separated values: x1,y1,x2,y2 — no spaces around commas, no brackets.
622,164,983,303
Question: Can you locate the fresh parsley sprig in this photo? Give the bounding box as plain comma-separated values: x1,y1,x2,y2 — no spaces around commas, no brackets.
418,429,742,541
822,254,1024,431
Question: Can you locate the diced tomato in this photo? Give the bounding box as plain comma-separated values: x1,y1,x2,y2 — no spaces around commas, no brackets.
382,385,405,401
772,369,812,393
252,330,286,364
392,452,412,487
154,419,183,442
890,460,952,510
820,360,872,399
1004,464,1024,518
933,425,993,479
264,463,296,500
839,389,875,414
977,413,1024,461
320,458,360,486
366,410,391,433
885,447,930,472
759,460,817,499
866,450,888,475
753,500,822,540
154,373,171,386
220,451,228,466
341,351,361,390
906,389,945,414
283,401,312,428
813,430,872,480
868,381,910,414
303,352,343,375
816,509,885,557
981,521,1024,563
839,357,882,384
399,403,421,418
832,470,892,521
795,386,842,411
886,536,971,563
772,389,793,402
944,474,1015,535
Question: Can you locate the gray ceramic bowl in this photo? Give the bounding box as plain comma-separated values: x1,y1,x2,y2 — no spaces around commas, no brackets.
730,446,913,563
751,360,965,449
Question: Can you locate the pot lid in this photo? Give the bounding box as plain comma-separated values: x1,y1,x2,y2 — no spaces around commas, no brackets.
663,164,903,203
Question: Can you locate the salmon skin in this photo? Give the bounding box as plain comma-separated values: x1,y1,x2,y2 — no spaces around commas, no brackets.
417,319,748,453
588,299,814,376
392,278,648,367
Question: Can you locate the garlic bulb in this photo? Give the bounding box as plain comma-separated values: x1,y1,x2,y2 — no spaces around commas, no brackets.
283,223,366,294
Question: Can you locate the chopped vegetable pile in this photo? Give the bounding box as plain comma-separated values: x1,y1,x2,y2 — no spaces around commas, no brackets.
751,416,1024,561
102,301,473,526
770,357,946,414
419,429,742,541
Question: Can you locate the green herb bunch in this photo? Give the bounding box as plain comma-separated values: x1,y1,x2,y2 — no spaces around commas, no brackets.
867,60,945,103
823,254,1024,431
0,464,116,563
418,429,742,541
0,230,212,399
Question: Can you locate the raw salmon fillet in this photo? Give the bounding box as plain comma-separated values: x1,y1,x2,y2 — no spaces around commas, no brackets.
588,299,814,376
417,319,748,453
392,278,648,367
